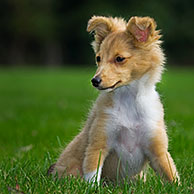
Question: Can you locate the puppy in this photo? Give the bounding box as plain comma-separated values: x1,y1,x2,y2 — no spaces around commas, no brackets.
50,16,180,184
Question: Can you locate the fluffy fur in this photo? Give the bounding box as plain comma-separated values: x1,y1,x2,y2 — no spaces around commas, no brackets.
49,15,180,184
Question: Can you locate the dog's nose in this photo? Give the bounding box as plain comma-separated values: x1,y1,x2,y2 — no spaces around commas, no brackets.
91,76,102,87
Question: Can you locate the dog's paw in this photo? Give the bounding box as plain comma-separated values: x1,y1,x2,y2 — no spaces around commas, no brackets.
47,163,56,176
84,166,102,185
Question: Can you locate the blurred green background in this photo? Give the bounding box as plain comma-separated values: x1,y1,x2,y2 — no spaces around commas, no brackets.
0,1,194,192
0,0,194,66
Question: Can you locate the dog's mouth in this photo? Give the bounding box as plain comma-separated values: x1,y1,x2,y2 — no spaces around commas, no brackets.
98,80,121,91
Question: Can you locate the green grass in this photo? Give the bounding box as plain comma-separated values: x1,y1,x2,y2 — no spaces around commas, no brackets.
0,67,193,193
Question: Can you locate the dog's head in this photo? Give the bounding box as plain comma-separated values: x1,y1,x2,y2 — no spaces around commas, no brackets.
87,16,165,91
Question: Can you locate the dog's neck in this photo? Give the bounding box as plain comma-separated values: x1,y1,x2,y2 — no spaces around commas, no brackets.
105,70,162,128
113,71,158,99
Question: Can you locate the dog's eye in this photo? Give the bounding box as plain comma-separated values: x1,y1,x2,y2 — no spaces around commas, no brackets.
96,56,101,62
115,56,125,63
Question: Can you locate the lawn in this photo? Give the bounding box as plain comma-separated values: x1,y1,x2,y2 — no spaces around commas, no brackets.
0,67,193,193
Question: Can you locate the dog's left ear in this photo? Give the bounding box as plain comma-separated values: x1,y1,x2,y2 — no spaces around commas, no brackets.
87,16,113,52
127,16,160,44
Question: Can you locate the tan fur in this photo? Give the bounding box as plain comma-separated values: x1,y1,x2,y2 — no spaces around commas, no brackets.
53,93,113,176
149,121,179,182
51,15,179,184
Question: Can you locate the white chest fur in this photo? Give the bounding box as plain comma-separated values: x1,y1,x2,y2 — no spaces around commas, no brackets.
105,77,163,177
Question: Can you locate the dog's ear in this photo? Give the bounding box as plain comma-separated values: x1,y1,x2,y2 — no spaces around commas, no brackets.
127,16,161,44
87,16,113,52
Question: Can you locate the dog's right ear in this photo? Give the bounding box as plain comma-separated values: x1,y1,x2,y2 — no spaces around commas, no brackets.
87,16,113,52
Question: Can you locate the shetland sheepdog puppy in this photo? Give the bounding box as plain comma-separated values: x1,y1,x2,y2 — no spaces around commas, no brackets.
49,15,180,184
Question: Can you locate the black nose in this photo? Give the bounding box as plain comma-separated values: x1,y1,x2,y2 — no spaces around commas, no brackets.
91,76,102,87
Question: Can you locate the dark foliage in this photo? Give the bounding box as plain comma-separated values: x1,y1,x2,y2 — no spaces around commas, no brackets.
0,0,194,66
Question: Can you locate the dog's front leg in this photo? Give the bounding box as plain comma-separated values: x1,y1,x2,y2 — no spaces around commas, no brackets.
149,150,180,183
83,117,109,184
147,126,180,183
83,146,109,184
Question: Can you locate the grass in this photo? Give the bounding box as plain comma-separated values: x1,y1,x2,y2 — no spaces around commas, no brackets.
0,66,193,193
